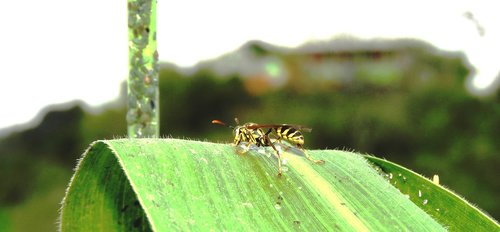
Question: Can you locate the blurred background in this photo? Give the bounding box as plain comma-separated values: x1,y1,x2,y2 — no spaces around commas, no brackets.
0,0,499,231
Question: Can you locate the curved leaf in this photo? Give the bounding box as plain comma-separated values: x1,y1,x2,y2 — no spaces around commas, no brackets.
60,139,445,231
365,156,499,231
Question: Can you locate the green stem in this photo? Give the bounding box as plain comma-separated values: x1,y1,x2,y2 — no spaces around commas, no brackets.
127,0,159,138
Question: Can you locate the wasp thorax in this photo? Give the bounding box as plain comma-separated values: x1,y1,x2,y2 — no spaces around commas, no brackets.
244,122,258,127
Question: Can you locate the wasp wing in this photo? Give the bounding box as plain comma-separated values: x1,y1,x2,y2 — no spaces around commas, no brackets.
245,124,312,133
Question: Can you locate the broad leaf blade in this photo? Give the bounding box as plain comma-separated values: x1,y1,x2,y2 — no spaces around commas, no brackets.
365,156,499,231
60,139,445,231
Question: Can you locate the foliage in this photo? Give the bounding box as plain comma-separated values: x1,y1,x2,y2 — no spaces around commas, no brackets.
0,50,498,230
159,69,255,136
61,139,450,231
366,156,499,231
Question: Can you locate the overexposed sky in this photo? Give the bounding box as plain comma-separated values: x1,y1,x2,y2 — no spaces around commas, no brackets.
0,0,498,131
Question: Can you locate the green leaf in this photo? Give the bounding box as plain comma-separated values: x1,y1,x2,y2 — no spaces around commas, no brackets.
365,156,500,231
0,209,10,232
60,139,446,231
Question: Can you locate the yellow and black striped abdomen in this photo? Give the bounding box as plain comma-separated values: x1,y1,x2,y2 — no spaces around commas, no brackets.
276,126,304,145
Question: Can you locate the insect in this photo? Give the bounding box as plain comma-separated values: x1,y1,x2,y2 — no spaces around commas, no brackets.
212,118,325,176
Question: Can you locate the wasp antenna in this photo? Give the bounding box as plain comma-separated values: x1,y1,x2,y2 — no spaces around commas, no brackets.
211,120,227,126
212,119,235,129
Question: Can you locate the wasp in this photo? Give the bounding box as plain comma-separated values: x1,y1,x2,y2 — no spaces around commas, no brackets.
212,118,325,176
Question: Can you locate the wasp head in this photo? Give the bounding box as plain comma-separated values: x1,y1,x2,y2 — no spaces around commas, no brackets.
233,125,244,135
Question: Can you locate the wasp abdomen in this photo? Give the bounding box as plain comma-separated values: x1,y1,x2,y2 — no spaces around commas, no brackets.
276,126,305,145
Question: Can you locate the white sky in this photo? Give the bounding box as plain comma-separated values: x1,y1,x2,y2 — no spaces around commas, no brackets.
0,0,498,131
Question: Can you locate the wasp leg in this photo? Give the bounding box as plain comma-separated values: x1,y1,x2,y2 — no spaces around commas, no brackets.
266,137,282,177
269,130,282,143
260,130,282,176
234,134,251,155
242,139,258,154
295,144,325,164
233,132,244,146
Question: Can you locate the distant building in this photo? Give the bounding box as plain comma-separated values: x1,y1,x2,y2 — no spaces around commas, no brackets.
185,38,471,95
